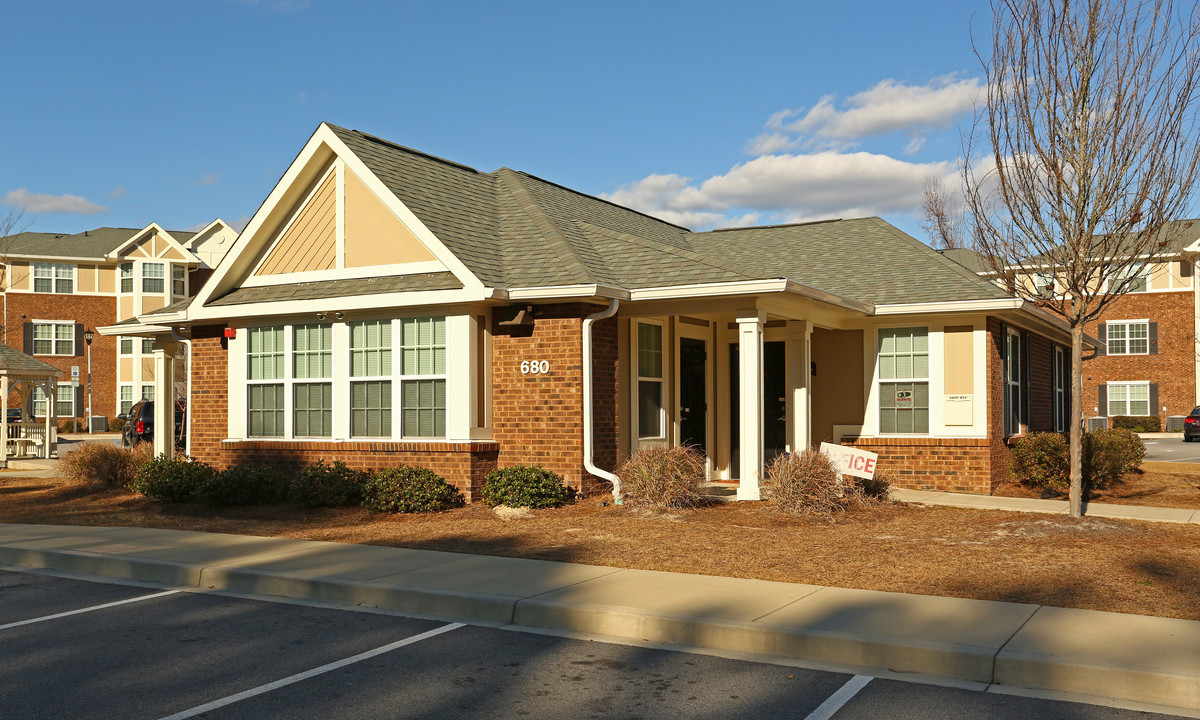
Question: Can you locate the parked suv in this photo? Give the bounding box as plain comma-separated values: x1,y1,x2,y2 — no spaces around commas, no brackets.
120,400,186,448
1185,407,1200,442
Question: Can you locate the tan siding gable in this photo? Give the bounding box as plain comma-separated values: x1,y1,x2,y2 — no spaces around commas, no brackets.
255,171,337,276
344,168,437,267
159,245,186,260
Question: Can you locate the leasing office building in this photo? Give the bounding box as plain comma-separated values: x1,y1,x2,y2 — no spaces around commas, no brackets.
111,123,1087,501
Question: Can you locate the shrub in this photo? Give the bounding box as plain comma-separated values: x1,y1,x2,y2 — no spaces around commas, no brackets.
60,441,152,489
481,465,577,509
1010,432,1070,493
109,417,127,433
1111,415,1161,433
1084,428,1145,490
288,460,369,508
57,419,84,434
194,463,288,506
612,446,706,508
362,466,463,513
766,448,854,517
854,470,893,503
128,456,216,503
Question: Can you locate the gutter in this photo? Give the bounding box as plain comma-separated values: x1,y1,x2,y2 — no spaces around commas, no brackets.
582,299,622,504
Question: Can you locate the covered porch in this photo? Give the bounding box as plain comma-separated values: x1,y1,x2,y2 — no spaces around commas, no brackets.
615,287,873,500
0,344,64,466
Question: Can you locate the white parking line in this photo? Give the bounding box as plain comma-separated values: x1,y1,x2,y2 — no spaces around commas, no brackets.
804,674,873,720
155,622,465,720
0,589,182,631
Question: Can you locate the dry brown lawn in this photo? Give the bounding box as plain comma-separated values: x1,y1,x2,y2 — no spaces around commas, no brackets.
2,470,1199,621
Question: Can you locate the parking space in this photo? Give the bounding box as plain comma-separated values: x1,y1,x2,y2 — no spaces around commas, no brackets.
0,569,1190,719
1142,437,1200,463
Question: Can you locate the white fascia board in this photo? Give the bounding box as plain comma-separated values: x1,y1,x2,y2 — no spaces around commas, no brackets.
6,254,109,263
504,284,628,301
104,223,202,264
782,280,873,315
137,311,188,324
629,279,789,301
873,298,1024,314
95,323,173,337
239,260,446,288
186,287,490,323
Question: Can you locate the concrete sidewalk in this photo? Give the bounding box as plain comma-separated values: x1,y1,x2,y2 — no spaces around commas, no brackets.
1,523,1198,713
892,487,1200,523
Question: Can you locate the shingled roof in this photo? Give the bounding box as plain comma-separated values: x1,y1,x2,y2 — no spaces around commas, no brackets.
1,227,199,259
277,124,1020,307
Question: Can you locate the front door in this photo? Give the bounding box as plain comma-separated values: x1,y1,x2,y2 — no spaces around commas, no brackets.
679,337,707,452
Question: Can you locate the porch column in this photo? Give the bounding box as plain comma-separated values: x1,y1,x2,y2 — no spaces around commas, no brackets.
736,310,765,500
1,376,8,469
44,379,55,459
153,339,180,459
786,320,812,453
445,314,474,441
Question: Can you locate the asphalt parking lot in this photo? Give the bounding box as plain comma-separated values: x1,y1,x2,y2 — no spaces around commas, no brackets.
1142,435,1200,463
0,569,1190,720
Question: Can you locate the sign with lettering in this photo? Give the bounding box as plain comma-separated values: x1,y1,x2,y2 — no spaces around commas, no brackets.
895,389,913,408
71,366,80,388
819,442,879,480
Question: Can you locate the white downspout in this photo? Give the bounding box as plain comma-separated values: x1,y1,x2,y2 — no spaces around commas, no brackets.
583,299,622,504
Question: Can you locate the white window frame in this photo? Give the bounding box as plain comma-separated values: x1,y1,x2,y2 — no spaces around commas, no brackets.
142,262,165,294
141,384,155,402
1107,381,1150,417
1106,320,1149,356
34,383,74,419
32,321,74,356
1053,345,1067,433
246,325,285,438
141,337,155,355
292,323,333,438
1110,262,1150,293
119,263,134,294
636,320,666,440
119,384,134,416
172,264,186,296
399,316,447,439
119,336,134,355
877,326,931,435
32,262,74,294
1005,329,1022,436
349,319,393,439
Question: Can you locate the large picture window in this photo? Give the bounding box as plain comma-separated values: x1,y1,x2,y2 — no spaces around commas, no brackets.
33,322,74,356
878,327,929,434
33,263,73,294
142,262,165,293
637,322,664,438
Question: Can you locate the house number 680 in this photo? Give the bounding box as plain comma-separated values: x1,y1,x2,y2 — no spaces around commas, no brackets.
521,360,550,375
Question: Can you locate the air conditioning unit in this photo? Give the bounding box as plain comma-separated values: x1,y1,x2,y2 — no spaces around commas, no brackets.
1167,415,1186,433
1086,416,1109,432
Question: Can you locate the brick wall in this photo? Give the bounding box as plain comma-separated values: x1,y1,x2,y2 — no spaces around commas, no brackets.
987,316,1012,489
1082,291,1194,422
844,437,993,493
491,303,614,496
5,293,118,418
188,325,229,464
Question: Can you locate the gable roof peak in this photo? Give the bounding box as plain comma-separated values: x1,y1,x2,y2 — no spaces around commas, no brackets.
323,123,483,175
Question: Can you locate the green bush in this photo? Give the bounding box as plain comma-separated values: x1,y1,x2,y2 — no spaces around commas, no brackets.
194,463,288,506
613,446,706,508
128,456,216,503
288,460,369,508
1010,432,1071,493
480,465,576,509
362,466,464,513
1111,415,1161,433
1084,428,1145,490
60,441,152,489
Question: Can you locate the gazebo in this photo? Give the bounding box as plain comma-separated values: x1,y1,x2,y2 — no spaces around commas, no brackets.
0,342,62,467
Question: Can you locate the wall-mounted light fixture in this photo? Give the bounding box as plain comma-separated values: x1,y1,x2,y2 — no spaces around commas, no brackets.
316,313,326,321
335,312,344,320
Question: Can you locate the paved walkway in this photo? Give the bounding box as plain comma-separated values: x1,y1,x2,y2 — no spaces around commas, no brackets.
1,517,1199,713
891,488,1200,524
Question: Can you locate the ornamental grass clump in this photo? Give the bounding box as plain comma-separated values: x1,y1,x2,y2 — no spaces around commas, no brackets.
60,441,152,489
613,445,707,509
362,466,464,513
288,459,369,508
480,465,576,509
765,448,887,517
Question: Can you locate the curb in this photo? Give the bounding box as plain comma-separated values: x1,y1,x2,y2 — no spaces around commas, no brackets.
2,541,1199,712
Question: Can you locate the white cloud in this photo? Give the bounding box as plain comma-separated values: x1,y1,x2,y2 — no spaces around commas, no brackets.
107,186,127,200
787,74,983,141
2,188,105,215
200,173,220,186
604,153,956,229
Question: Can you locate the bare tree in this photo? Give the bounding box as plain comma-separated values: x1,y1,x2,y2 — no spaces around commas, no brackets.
964,0,1200,516
921,175,964,249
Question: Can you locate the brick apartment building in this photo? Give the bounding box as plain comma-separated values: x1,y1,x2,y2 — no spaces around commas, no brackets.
1,221,236,423
112,123,1090,501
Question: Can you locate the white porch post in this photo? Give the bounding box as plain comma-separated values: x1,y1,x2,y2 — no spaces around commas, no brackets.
786,320,812,453
736,310,765,500
1,376,8,469
445,314,474,441
44,379,54,459
153,340,179,458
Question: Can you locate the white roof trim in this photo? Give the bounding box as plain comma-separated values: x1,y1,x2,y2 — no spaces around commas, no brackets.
105,222,202,264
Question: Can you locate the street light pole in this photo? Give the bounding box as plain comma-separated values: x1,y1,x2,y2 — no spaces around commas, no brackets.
84,329,94,435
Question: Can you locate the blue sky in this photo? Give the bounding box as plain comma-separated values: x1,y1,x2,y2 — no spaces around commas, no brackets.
1,0,992,242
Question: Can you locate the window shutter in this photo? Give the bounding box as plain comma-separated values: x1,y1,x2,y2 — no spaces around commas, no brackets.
1098,385,1108,416
75,385,84,419
1148,322,1158,355
1149,383,1159,417
75,323,85,357
23,322,32,353
1095,323,1106,356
